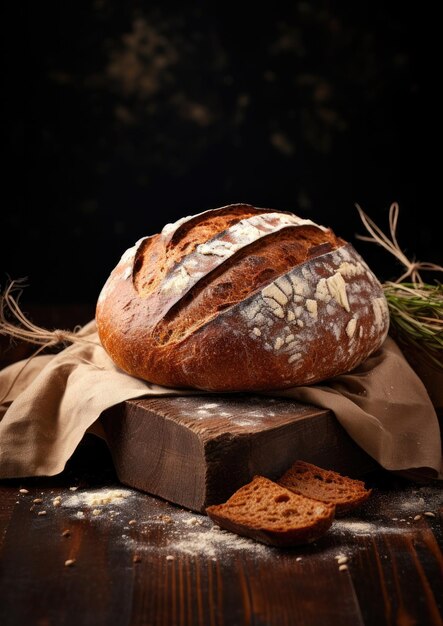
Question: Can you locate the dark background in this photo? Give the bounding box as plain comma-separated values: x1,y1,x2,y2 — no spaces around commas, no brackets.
2,2,435,309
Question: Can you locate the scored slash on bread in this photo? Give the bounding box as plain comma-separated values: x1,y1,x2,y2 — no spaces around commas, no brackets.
205,476,336,547
277,461,372,516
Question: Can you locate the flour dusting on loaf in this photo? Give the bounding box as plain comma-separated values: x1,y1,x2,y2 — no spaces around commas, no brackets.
237,244,388,384
96,204,389,391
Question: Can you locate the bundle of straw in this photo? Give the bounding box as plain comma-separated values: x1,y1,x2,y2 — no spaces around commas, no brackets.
357,203,442,371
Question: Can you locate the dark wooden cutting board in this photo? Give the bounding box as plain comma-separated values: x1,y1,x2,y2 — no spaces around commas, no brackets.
100,395,377,512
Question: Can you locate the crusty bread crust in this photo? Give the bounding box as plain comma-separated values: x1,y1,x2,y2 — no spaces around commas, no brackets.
278,461,372,515
96,204,389,391
205,476,335,547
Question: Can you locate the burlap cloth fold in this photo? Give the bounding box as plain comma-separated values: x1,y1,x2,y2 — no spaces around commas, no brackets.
0,321,441,480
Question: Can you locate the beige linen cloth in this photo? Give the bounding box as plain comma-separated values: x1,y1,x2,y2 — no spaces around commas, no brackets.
0,320,441,479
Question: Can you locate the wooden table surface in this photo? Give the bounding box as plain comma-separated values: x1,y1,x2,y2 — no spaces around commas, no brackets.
1,435,442,626
1,307,442,625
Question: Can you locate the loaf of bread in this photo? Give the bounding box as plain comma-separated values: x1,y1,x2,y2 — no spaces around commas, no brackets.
205,476,336,547
96,204,389,391
277,461,372,515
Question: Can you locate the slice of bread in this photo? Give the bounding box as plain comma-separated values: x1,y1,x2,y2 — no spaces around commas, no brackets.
205,476,335,547
277,461,372,515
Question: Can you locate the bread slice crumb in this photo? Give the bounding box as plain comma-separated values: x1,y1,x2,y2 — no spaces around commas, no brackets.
277,461,371,515
206,476,335,547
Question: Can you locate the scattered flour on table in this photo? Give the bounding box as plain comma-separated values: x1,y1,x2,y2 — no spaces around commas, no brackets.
62,488,135,510
46,482,441,556
332,519,426,536
371,485,442,518
136,508,270,557
398,497,426,511
332,520,376,535
57,487,270,556
396,487,441,513
165,525,269,557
